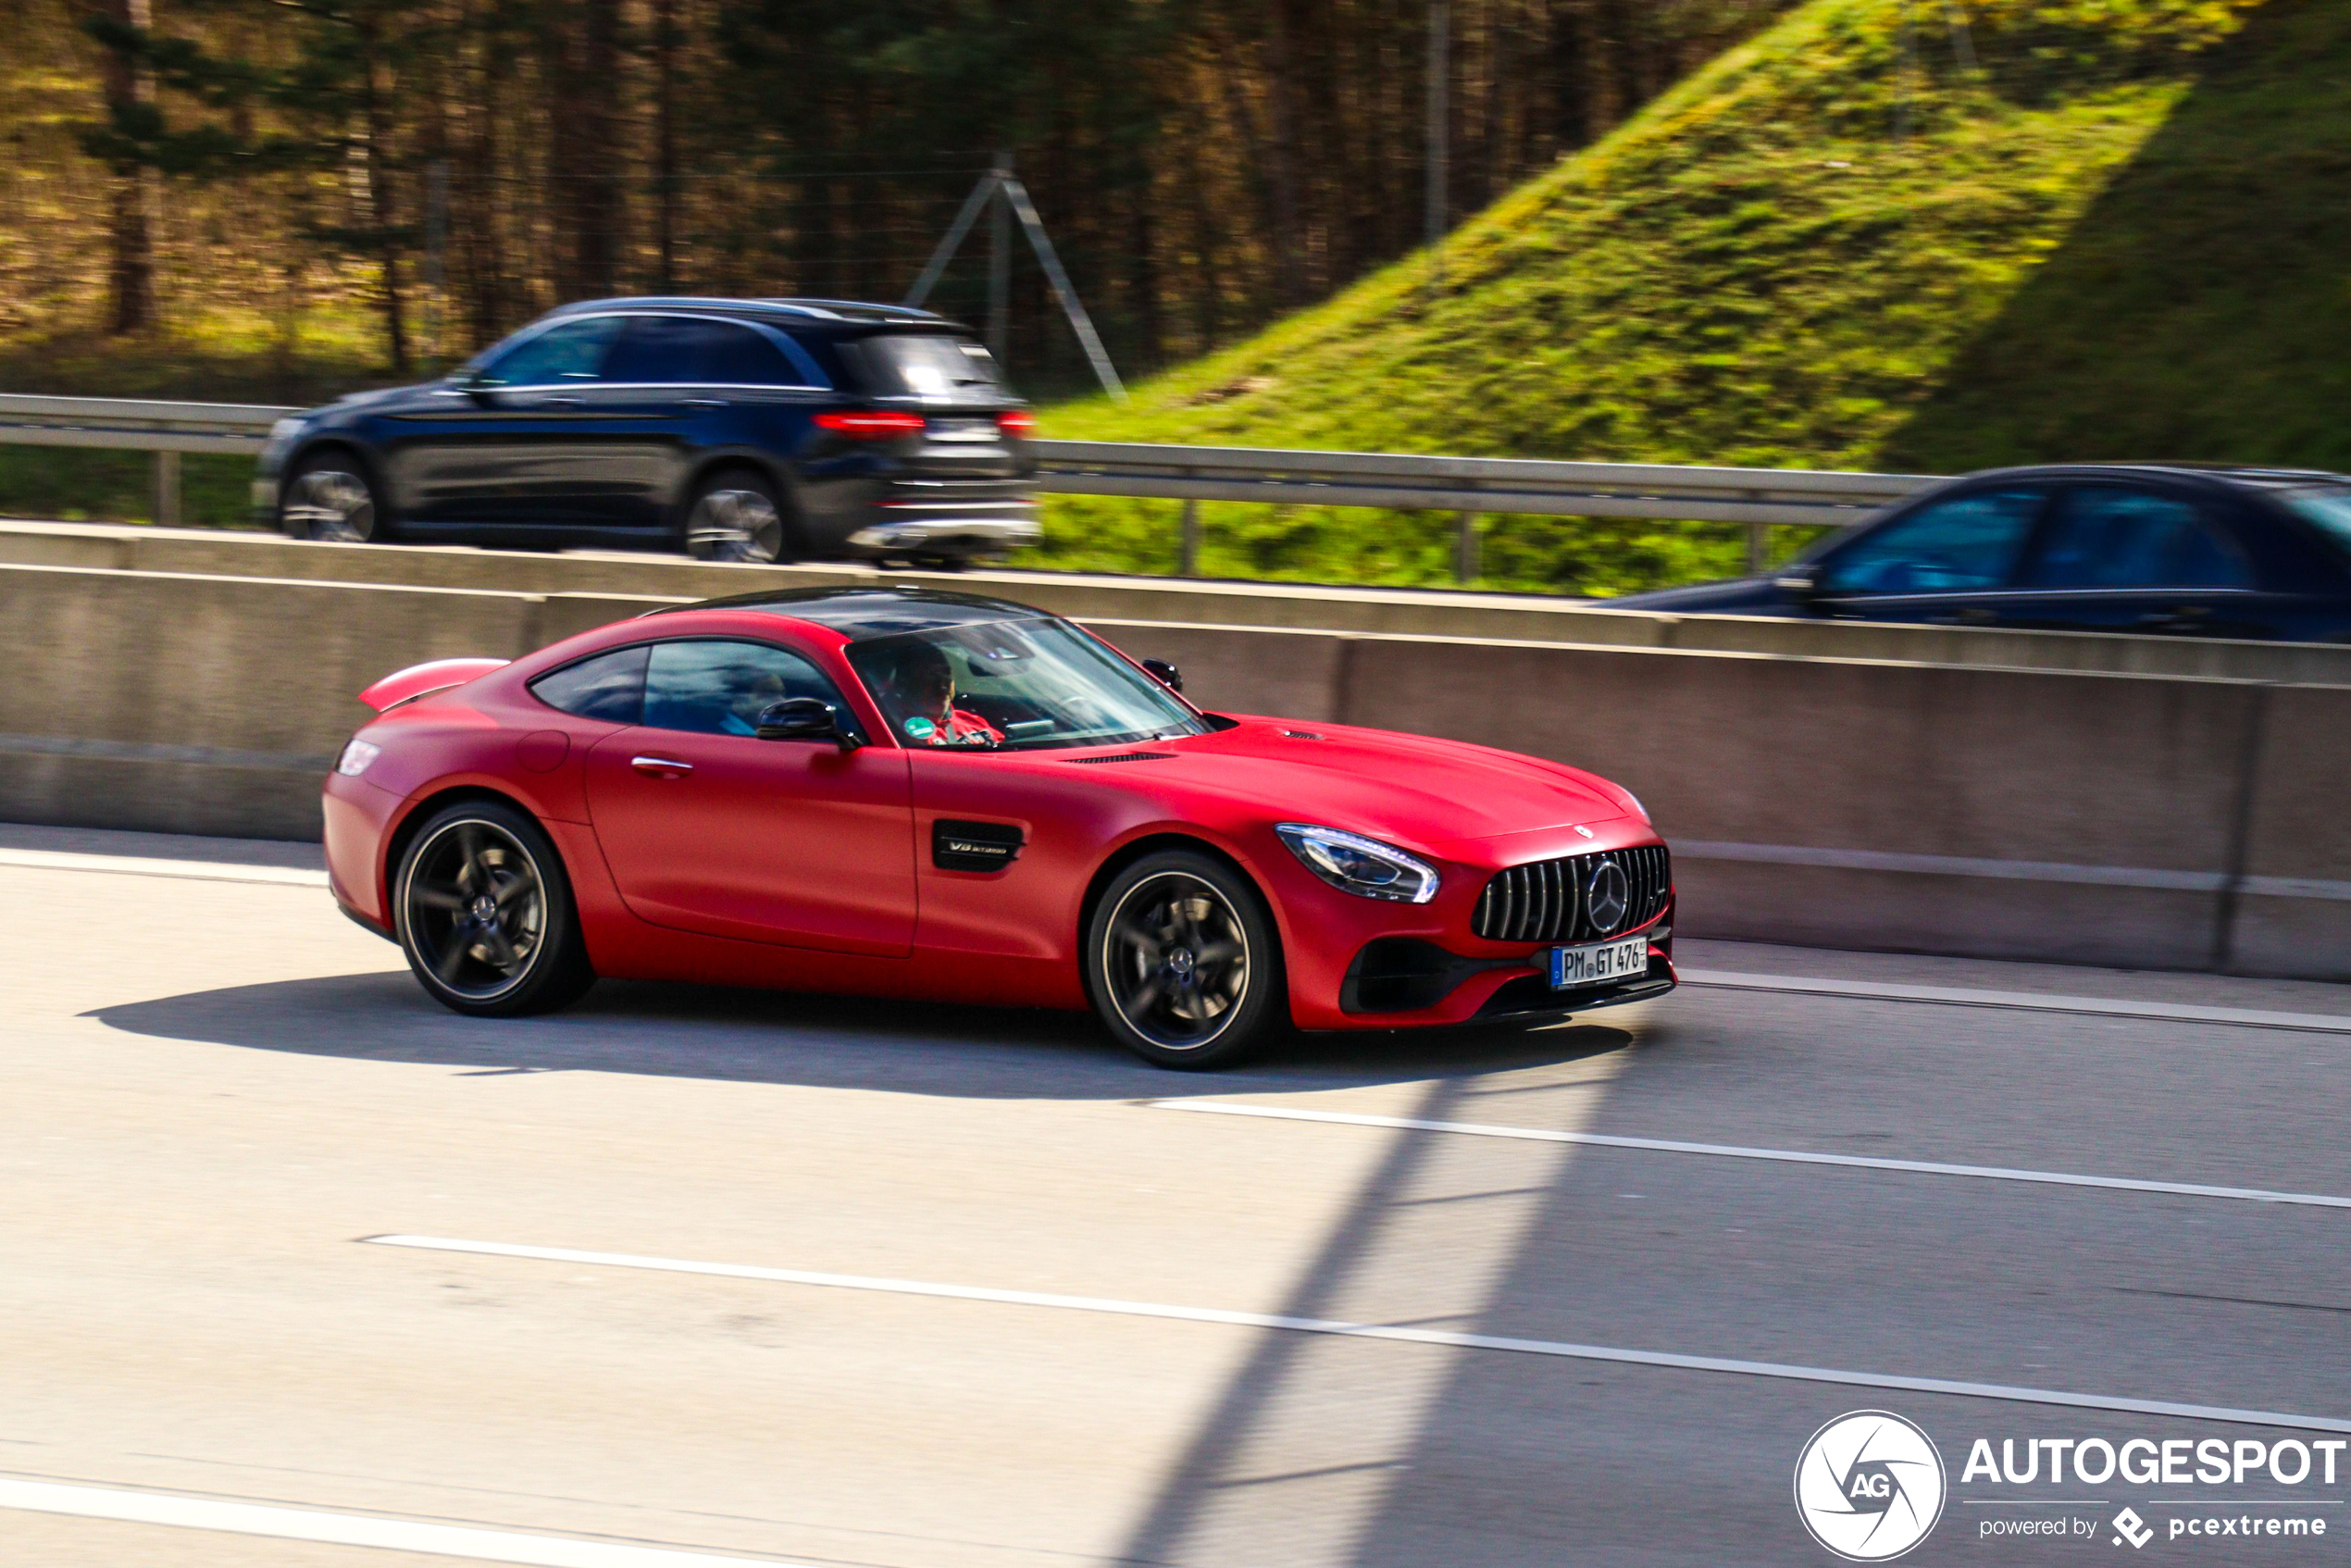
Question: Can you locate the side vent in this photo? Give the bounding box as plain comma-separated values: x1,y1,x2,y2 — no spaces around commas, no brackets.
933,819,1025,872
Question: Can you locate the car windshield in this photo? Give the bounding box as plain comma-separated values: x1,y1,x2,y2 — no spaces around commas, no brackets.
845,617,1205,752
855,333,1004,402
2284,490,2351,558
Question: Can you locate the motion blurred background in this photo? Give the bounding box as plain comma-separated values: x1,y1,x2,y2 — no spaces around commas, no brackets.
4,0,2347,586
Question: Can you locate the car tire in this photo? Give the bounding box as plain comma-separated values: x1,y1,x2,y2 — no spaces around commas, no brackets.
683,468,798,564
280,453,388,543
393,800,595,1017
1085,849,1286,1069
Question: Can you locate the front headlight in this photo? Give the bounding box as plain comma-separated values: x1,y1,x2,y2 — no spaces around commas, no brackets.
1275,823,1440,904
335,739,380,777
259,416,306,469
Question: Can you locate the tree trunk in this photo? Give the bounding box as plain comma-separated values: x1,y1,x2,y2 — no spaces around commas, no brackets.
96,0,157,332
359,22,410,374
547,0,623,301
653,0,679,292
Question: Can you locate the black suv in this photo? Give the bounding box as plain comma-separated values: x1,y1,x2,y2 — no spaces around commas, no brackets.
1618,464,2351,641
254,298,1039,566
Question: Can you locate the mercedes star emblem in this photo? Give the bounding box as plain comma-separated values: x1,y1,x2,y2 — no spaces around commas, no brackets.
1586,859,1631,934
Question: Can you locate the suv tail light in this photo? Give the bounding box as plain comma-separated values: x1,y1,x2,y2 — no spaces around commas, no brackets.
814,410,927,441
997,409,1037,438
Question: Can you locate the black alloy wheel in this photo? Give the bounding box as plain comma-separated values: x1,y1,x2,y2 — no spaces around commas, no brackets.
1088,850,1285,1069
683,468,795,564
280,455,384,543
394,802,594,1016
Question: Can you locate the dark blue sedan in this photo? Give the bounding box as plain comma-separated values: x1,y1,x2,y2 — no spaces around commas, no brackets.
254,298,1039,566
1618,464,2351,641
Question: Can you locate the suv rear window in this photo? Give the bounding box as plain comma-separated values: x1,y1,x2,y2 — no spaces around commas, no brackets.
2285,490,2351,558
850,333,1005,402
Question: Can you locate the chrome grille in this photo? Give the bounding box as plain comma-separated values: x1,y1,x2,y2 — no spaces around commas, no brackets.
1473,843,1672,944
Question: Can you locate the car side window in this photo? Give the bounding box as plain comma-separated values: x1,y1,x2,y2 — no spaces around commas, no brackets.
1818,489,2046,595
643,640,854,738
603,317,798,386
2023,487,2252,590
529,644,649,723
474,317,625,388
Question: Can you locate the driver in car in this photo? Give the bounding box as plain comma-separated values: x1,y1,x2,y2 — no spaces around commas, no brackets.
873,641,1005,748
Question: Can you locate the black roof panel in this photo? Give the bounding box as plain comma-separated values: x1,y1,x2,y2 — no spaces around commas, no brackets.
656,586,1043,640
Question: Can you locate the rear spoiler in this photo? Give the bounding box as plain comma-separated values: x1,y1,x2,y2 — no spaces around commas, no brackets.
358,657,512,714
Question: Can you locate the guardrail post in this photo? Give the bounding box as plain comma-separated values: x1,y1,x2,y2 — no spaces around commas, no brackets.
154,451,180,529
1454,510,1480,583
1746,520,1766,574
1178,498,1201,576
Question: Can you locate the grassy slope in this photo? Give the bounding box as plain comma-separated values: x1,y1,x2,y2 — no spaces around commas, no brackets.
1027,0,2344,593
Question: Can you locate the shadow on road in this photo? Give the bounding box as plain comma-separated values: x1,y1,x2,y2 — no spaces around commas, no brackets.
88,968,1636,1101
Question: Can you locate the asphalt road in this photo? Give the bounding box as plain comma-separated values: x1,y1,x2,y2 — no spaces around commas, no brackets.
6,822,2351,1568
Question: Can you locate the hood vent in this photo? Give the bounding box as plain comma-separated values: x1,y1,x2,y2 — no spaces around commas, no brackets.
1068,751,1177,765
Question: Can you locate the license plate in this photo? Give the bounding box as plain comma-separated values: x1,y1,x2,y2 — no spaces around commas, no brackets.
1549,934,1649,989
927,418,1001,442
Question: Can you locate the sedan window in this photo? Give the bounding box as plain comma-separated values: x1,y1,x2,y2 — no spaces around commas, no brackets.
473,317,625,388
1818,489,2046,595
643,640,853,737
2024,487,2251,589
529,644,648,723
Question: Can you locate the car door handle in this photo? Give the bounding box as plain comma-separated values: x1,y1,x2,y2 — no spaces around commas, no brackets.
681,397,729,410
630,754,694,777
540,395,585,410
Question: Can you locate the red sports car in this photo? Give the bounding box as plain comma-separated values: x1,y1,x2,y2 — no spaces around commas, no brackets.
325,587,1674,1066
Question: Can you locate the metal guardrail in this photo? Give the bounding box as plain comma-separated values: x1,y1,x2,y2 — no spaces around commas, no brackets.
0,393,1937,572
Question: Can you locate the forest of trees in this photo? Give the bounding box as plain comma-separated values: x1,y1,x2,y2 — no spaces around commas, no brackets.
2,0,1794,396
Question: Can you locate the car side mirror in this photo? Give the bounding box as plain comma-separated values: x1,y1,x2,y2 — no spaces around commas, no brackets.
755,696,862,749
1773,562,1821,597
1140,658,1184,692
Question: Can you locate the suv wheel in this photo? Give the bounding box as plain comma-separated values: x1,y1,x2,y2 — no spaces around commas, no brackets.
684,469,795,564
280,454,384,543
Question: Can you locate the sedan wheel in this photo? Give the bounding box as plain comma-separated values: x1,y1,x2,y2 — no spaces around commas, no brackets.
1088,851,1284,1068
685,481,789,564
282,466,379,542
395,803,594,1016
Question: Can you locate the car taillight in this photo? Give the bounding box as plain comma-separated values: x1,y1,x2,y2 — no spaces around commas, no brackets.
814,410,927,441
998,409,1037,438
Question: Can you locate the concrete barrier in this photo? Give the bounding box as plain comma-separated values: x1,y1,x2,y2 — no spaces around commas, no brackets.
6,517,2351,685
0,563,660,838
0,556,2336,977
2229,683,2351,980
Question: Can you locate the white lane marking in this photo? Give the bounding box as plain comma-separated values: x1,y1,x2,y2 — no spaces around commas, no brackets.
1681,968,2351,1037
1151,1100,2351,1211
363,1236,2351,1437
0,1475,815,1567
0,847,327,889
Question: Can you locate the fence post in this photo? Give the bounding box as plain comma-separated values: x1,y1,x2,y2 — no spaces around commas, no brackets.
154,450,180,528
1178,498,1201,576
1454,509,1479,583
1746,519,1767,574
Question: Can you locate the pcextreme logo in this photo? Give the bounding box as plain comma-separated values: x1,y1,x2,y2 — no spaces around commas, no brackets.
1795,1411,1949,1562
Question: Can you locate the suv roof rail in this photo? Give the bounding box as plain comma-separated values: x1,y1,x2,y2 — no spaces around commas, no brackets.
544,295,949,326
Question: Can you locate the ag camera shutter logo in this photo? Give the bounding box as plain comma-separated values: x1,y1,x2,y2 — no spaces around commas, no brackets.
1795,1411,1947,1561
